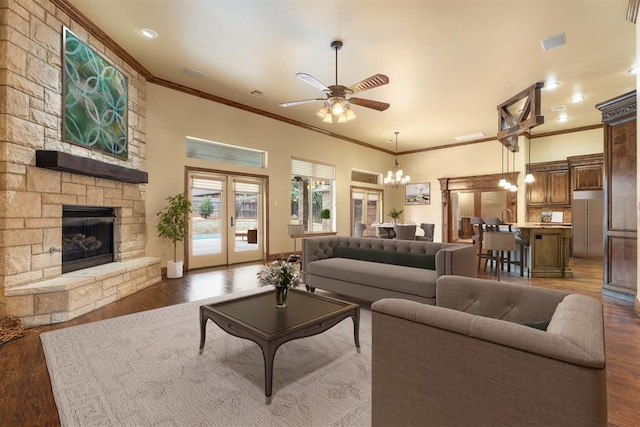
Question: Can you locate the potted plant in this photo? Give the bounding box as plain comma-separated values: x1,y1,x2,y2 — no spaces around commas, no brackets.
156,193,192,279
388,208,403,224
320,208,331,231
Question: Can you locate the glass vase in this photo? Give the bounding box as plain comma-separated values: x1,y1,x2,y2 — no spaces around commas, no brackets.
275,286,288,308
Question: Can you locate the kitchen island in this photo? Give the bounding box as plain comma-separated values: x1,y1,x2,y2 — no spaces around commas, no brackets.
514,223,573,278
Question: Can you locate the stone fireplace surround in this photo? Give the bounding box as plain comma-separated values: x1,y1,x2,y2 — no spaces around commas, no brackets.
0,0,161,327
2,151,161,327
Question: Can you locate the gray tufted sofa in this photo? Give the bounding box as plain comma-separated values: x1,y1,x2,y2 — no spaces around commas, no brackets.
302,236,476,304
371,275,607,426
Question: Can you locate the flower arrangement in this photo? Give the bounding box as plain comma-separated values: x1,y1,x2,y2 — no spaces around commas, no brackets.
257,260,301,289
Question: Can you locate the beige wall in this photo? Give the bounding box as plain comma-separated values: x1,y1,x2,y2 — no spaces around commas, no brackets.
529,128,603,163
146,84,396,264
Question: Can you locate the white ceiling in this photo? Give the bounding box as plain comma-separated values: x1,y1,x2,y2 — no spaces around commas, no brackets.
66,0,636,153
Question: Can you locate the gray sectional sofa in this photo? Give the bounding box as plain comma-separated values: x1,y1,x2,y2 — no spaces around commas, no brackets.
302,236,476,304
371,275,607,426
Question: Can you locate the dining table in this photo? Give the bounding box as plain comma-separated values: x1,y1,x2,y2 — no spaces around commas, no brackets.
371,222,397,238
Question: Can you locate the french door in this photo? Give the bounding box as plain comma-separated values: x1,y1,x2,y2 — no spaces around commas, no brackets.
350,187,382,237
187,170,264,269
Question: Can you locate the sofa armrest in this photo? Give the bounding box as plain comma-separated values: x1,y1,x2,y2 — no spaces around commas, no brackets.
436,245,476,277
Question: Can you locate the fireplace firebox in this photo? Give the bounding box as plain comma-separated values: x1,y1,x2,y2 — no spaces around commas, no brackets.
62,206,115,273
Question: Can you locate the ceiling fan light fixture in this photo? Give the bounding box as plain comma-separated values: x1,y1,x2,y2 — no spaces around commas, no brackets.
345,107,356,121
328,97,346,115
316,105,329,119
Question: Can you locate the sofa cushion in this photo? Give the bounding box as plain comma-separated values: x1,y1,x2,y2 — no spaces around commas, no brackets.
334,246,436,270
307,257,438,298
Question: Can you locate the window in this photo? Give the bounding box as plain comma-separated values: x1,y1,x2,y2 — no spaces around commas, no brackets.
291,158,335,233
351,169,381,184
186,136,267,168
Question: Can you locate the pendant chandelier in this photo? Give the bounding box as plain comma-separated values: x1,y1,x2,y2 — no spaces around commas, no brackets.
384,131,410,188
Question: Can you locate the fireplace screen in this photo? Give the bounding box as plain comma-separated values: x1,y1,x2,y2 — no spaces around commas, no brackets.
62,206,115,273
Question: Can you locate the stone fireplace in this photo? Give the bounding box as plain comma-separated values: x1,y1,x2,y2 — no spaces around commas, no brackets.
0,1,161,327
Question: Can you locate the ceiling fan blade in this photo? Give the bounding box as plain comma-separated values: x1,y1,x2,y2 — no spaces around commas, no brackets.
296,73,330,92
349,97,390,111
348,74,389,94
278,98,324,107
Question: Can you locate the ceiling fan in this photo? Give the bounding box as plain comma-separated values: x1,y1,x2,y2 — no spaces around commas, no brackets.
279,40,390,123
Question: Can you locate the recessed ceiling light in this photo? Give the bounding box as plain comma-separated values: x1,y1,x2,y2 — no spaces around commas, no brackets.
557,114,570,123
570,94,584,103
545,81,559,90
629,66,638,74
140,28,158,39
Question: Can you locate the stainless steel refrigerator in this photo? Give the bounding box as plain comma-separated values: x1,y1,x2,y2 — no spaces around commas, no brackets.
572,190,604,257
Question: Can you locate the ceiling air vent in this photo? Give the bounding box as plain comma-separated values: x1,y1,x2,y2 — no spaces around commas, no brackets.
541,33,566,51
182,68,206,79
550,105,566,112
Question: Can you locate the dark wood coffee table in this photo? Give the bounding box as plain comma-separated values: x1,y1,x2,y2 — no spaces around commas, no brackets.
198,288,360,404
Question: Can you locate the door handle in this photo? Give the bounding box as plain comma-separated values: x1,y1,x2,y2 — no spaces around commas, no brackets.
230,217,234,227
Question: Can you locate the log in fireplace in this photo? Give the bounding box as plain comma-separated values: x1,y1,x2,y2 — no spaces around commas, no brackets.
62,206,115,273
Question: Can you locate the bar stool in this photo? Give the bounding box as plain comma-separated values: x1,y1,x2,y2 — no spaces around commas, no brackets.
483,231,516,281
470,217,489,271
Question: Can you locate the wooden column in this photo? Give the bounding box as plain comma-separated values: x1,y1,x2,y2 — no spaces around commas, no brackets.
596,91,637,302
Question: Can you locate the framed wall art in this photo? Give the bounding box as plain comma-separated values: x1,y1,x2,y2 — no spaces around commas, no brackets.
405,182,431,205
62,28,128,159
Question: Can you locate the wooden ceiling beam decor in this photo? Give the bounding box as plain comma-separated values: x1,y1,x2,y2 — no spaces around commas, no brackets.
497,82,545,151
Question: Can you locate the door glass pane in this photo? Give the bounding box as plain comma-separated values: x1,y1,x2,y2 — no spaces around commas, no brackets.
191,178,223,256
453,192,475,240
352,191,364,235
365,193,380,237
351,188,381,237
234,181,259,252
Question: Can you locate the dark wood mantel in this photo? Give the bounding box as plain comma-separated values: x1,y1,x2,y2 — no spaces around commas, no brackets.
36,150,148,184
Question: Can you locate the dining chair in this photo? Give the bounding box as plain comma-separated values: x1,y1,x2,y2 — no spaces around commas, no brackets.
393,224,417,240
416,223,435,242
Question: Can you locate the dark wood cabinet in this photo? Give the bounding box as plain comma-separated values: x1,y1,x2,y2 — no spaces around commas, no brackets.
596,91,637,301
568,154,604,191
526,161,570,207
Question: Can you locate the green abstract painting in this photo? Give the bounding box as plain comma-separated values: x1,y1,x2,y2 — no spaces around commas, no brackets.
63,28,128,159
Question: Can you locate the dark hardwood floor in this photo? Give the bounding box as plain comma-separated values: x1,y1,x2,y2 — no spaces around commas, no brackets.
0,258,638,426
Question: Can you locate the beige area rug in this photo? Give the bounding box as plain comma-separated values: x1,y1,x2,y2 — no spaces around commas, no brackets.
41,288,371,426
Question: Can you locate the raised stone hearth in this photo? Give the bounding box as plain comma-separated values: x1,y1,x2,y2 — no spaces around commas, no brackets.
5,258,160,327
